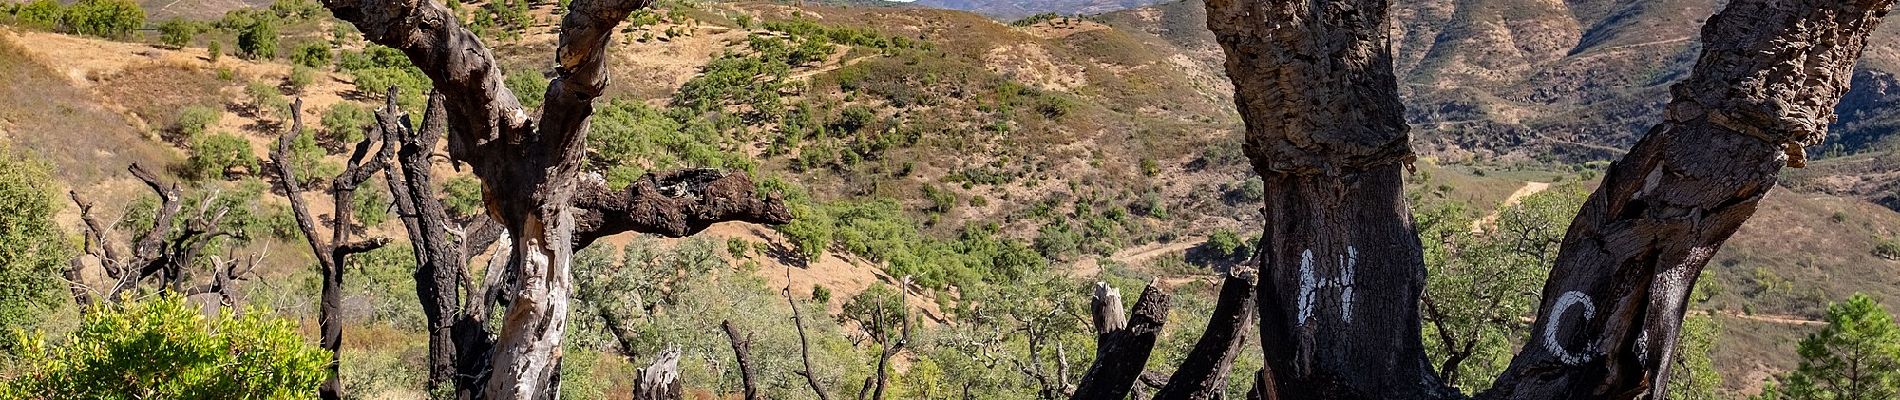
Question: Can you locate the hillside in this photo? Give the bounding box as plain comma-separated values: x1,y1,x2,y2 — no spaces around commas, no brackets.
1099,0,1900,167
2,0,1899,397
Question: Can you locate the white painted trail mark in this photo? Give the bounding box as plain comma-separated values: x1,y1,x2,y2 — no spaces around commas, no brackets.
1544,291,1597,365
1296,246,1357,326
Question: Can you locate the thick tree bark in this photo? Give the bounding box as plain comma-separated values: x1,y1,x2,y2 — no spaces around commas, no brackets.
271,99,391,400
1156,266,1258,400
1071,282,1171,400
1201,0,1445,398
1478,0,1895,398
1202,0,1894,398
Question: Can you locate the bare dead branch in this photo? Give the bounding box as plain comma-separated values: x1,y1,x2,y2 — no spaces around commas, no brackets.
1071,282,1170,400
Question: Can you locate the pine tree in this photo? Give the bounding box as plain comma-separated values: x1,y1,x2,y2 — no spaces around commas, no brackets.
1768,293,1900,400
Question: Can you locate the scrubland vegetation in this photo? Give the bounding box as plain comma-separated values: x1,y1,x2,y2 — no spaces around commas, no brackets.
0,0,1897,398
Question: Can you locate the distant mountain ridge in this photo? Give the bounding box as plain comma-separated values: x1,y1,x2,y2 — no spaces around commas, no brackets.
905,0,1169,20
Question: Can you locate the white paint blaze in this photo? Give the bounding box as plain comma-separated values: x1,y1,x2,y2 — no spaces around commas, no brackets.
1296,246,1357,326
1543,291,1597,365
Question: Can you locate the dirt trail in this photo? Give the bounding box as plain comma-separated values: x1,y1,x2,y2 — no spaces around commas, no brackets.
1071,237,1207,279
1472,181,1552,232
597,222,948,324
1714,310,1827,326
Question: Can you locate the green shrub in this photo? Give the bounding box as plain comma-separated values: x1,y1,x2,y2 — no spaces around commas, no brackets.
287,66,315,93
10,0,62,30
1206,228,1245,259
174,105,220,138
246,81,288,118
291,42,331,67
61,0,143,39
352,180,391,228
207,40,222,62
442,176,485,218
287,128,339,186
1877,237,1900,260
1139,158,1160,177
0,147,70,350
158,18,198,48
320,102,374,144
185,132,257,180
811,285,832,303
505,69,548,109
268,0,322,20
237,18,278,59
0,293,329,398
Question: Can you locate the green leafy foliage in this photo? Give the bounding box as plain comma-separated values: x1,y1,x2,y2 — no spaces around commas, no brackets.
7,0,63,31
185,132,258,181
1415,184,1589,392
352,179,392,228
291,42,331,68
60,0,143,39
287,66,315,93
286,128,339,186
0,147,69,352
1761,293,1900,400
320,102,374,145
504,68,547,110
158,19,199,48
246,81,289,118
0,293,330,399
442,176,485,218
339,45,429,112
237,17,278,60
173,105,220,139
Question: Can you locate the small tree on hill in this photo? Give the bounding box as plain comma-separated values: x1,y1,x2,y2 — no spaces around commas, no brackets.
1760,293,1900,400
237,17,278,60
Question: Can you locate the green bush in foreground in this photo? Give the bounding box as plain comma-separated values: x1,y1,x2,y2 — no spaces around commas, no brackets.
185,132,257,180
0,293,329,399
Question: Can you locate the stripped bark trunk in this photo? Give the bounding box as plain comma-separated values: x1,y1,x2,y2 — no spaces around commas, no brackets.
271,98,391,400
1156,265,1259,400
1071,282,1171,400
1199,0,1895,398
632,350,684,400
1479,0,1896,398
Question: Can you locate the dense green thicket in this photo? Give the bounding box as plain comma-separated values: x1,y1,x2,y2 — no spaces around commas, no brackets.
1,0,143,39
0,147,69,353
0,293,329,399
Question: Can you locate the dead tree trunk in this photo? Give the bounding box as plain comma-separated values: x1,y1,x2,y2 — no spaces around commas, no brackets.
1199,0,1895,398
371,91,507,397
1156,266,1259,400
1071,282,1171,400
632,349,684,400
317,0,790,397
271,98,392,400
69,164,251,307
721,320,761,400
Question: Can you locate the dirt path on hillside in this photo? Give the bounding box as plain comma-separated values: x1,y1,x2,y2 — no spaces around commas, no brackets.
1473,181,1552,232
1714,310,1827,326
1071,237,1207,279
